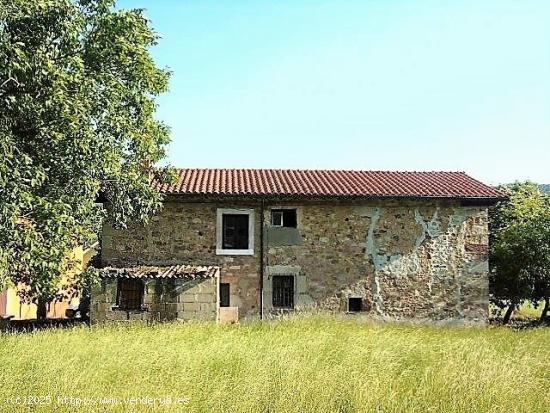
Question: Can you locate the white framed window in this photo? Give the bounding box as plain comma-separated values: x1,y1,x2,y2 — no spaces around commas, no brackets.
216,208,255,255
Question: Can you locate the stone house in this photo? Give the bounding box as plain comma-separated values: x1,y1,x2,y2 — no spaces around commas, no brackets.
92,168,504,324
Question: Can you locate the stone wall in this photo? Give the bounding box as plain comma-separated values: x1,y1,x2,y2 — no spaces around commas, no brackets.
90,277,218,323
102,202,261,318
101,199,490,323
265,201,489,323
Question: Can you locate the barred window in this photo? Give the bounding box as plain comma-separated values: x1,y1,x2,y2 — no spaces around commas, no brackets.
272,275,294,309
116,279,144,310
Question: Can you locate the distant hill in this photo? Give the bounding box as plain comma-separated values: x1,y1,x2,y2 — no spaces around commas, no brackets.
540,184,550,193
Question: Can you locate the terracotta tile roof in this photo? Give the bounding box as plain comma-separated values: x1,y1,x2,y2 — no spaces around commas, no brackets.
156,168,504,200
100,265,220,280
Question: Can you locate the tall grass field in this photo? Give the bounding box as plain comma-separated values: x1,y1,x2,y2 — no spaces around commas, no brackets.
0,316,548,412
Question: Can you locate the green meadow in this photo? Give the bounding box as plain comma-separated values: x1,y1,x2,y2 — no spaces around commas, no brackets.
0,316,548,413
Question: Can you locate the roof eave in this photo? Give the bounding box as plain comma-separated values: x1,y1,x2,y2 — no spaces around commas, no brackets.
162,192,506,205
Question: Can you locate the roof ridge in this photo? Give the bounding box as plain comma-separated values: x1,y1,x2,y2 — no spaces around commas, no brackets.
172,167,467,174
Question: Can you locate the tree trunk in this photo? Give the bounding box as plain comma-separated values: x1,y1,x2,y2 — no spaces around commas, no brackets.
502,302,516,325
540,297,550,322
36,297,47,320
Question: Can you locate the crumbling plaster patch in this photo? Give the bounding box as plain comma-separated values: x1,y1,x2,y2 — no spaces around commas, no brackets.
358,204,487,320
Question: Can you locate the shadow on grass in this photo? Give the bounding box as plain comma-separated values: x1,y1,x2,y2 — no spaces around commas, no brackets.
0,318,88,334
489,316,550,330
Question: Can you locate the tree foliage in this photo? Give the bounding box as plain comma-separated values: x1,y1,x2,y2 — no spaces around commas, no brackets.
0,0,172,302
489,182,550,323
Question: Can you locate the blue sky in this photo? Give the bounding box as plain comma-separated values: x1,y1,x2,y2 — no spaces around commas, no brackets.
119,0,550,185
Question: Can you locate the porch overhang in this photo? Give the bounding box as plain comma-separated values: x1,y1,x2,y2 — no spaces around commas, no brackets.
99,265,220,280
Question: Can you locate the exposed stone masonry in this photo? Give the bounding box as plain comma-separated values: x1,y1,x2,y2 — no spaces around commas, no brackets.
102,199,490,323
91,277,217,322
266,201,489,322
102,202,261,318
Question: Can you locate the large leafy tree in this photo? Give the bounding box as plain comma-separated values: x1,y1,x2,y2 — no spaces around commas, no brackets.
529,211,550,321
0,0,172,304
489,182,550,323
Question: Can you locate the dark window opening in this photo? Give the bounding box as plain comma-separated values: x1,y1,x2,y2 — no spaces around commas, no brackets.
222,214,249,249
220,283,230,307
272,275,294,309
117,279,144,311
348,297,363,312
271,209,297,228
